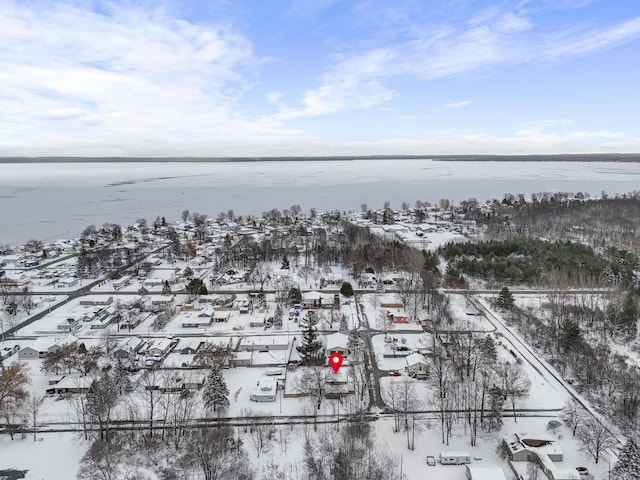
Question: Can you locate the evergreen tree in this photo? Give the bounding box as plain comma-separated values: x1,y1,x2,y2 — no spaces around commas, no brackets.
338,314,349,333
273,304,283,329
340,281,354,297
496,286,514,309
203,366,229,413
281,255,290,269
559,318,583,352
612,438,640,480
296,320,323,364
422,250,439,273
186,278,208,296
287,287,302,306
347,329,365,354
619,292,638,336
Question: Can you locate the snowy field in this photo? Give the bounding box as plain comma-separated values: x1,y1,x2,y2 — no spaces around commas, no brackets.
0,414,612,480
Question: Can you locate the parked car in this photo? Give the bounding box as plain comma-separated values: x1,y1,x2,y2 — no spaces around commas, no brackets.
426,456,436,466
388,370,402,377
576,467,589,478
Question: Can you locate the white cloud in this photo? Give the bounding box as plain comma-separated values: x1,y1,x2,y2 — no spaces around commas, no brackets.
274,49,397,120
445,100,473,108
0,2,301,155
493,12,532,33
274,10,640,119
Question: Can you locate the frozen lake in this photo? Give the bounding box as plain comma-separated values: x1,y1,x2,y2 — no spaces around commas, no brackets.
2,159,640,245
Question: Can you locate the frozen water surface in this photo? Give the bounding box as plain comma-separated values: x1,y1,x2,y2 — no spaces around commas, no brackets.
2,159,640,245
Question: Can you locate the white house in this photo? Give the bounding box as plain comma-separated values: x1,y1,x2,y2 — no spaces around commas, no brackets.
250,377,277,402
302,291,336,309
405,353,429,378
325,332,349,358
179,310,213,328
147,338,175,358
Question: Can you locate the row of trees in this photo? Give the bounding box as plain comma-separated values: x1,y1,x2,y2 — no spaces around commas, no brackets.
499,294,640,431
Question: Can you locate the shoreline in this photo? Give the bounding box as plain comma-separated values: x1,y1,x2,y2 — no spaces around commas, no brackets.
2,153,640,163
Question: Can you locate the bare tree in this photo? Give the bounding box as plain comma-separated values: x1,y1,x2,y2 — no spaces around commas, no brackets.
28,394,45,441
577,418,616,463
562,401,588,437
181,426,253,480
0,362,30,440
496,361,530,423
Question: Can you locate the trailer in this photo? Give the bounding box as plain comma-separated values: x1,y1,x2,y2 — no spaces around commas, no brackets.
439,451,471,465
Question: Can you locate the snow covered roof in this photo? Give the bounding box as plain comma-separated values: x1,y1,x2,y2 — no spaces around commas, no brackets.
405,352,428,367
465,466,508,480
325,332,348,351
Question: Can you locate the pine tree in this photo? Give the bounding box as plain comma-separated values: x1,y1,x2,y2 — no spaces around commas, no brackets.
612,438,640,480
203,366,229,413
281,255,290,269
288,287,302,306
619,292,638,336
497,286,514,309
273,305,283,329
296,320,323,365
340,281,354,297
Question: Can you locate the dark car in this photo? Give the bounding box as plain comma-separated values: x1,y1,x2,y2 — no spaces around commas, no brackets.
576,467,589,477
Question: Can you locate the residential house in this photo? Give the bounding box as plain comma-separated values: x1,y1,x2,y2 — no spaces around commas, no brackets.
379,294,403,308
178,338,203,355
112,276,131,289
19,339,52,359
325,370,354,399
250,377,277,402
503,433,579,480
325,333,349,358
80,296,114,306
46,375,93,395
179,309,213,328
239,336,289,352
405,353,429,379
113,337,145,359
387,308,410,324
56,277,78,288
230,351,252,367
213,311,230,323
147,338,176,358
57,317,80,332
302,291,336,309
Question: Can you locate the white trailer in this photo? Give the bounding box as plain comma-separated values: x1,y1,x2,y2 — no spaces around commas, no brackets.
439,451,471,465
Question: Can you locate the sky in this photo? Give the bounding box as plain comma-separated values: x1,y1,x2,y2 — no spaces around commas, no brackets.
1,0,640,157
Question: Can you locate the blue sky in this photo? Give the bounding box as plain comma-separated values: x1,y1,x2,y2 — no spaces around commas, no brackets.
1,0,639,156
